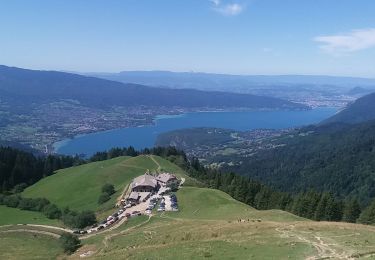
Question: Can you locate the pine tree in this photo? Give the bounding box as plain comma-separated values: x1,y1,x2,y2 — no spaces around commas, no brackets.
358,199,375,225
314,193,329,221
343,199,361,223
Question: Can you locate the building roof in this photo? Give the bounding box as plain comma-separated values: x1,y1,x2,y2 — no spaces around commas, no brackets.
131,174,157,189
156,173,177,183
128,192,139,200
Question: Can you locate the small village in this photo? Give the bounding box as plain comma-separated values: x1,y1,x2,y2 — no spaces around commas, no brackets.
82,172,182,235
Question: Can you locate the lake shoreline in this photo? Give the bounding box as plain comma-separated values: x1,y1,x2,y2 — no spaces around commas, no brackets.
53,107,337,156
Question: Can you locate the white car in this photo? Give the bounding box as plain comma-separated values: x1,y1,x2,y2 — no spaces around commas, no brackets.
145,209,152,214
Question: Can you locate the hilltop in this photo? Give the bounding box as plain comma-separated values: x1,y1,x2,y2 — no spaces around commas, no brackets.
22,155,198,214
1,154,375,259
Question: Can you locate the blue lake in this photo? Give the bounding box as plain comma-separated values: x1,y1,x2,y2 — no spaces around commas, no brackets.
54,108,337,156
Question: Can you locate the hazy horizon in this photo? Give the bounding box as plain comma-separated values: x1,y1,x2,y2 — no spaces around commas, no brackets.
1,1,375,77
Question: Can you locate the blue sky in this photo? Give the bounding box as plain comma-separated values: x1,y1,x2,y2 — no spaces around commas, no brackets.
1,0,375,77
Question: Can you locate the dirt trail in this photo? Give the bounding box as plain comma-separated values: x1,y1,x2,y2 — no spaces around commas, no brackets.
116,183,130,206
97,215,152,254
0,228,61,238
149,155,162,172
25,224,72,233
80,215,129,240
275,224,354,260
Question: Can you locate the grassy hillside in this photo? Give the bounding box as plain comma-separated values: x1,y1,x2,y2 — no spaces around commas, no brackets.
22,155,195,212
2,156,374,259
169,187,303,222
80,186,375,259
89,215,375,259
0,232,63,260
0,206,60,226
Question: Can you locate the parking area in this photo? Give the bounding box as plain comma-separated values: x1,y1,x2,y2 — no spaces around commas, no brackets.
78,172,181,235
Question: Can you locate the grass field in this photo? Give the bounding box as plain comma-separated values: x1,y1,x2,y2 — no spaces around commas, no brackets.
92,216,313,259
88,215,375,259
22,155,194,213
0,232,63,260
2,156,375,259
0,205,60,226
168,187,304,222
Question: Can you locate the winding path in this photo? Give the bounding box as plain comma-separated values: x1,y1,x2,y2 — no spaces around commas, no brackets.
149,155,162,172
0,228,61,238
275,224,354,260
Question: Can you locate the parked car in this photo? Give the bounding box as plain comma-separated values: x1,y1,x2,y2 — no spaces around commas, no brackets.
131,211,141,216
145,209,152,214
80,230,87,234
97,225,104,230
125,213,131,218
73,230,80,234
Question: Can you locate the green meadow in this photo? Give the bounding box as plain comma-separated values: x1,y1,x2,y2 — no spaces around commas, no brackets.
168,187,304,222
0,232,63,260
0,156,374,259
22,155,193,213
0,205,60,226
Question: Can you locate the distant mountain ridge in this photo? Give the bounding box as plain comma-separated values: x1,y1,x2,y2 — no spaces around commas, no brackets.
0,65,305,110
88,70,375,90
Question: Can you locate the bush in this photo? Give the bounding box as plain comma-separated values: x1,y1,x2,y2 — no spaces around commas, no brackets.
101,184,115,196
17,198,37,210
3,195,21,208
358,199,375,225
167,181,180,192
62,209,96,229
59,233,81,254
0,194,6,204
75,210,96,228
32,198,51,211
12,183,28,193
98,192,111,204
43,204,62,219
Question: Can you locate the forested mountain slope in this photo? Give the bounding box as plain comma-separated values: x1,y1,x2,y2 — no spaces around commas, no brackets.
225,121,375,204
323,92,375,124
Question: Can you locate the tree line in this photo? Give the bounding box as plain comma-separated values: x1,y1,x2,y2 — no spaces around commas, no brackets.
0,193,96,228
0,146,84,193
2,145,375,226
